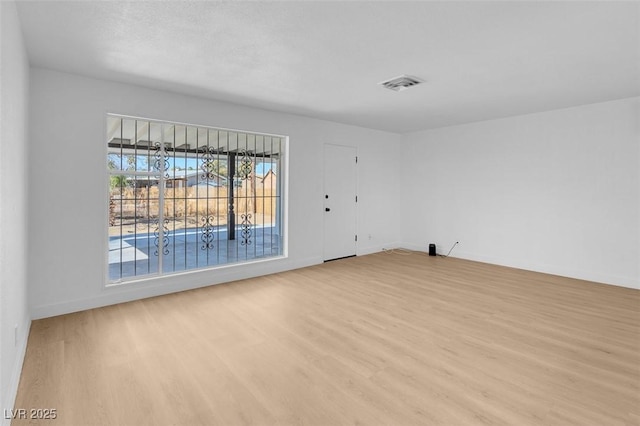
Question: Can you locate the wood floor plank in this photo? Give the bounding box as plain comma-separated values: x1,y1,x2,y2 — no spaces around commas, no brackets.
13,252,640,425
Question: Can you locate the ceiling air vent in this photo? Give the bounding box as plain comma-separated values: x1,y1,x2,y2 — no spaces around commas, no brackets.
379,75,424,92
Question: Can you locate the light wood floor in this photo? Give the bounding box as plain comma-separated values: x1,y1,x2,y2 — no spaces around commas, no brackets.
14,252,640,425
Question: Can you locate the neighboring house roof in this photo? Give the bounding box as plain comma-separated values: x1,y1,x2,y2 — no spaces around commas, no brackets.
259,169,276,183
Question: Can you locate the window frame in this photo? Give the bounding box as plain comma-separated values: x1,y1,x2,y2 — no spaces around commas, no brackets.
104,113,288,287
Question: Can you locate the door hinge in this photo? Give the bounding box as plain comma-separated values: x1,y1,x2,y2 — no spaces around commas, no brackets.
355,235,358,242
355,195,358,202
355,156,358,164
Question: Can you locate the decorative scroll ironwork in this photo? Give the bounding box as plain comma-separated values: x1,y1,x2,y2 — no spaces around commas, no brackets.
201,215,215,250
237,150,253,180
153,142,170,177
109,195,115,226
240,213,252,246
153,218,170,256
200,146,217,181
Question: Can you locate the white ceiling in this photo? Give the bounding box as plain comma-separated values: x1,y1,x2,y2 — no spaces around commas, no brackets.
15,1,640,133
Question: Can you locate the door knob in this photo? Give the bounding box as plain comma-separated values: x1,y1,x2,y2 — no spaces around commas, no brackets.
325,208,331,212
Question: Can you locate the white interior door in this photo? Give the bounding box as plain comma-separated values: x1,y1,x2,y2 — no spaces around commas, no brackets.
323,144,357,261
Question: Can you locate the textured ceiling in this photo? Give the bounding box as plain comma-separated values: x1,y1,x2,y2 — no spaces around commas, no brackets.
16,1,640,133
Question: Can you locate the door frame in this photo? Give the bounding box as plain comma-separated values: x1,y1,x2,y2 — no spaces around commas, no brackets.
322,143,358,261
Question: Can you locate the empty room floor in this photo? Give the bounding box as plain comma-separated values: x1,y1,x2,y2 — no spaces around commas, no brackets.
14,252,639,425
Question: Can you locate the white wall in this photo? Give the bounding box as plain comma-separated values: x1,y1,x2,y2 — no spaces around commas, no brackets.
401,98,640,289
28,68,402,319
0,0,31,419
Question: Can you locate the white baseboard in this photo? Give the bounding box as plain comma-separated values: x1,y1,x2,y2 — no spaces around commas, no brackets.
2,319,31,426
451,250,640,290
357,242,402,256
31,255,323,320
30,243,407,320
396,243,427,253
396,243,639,290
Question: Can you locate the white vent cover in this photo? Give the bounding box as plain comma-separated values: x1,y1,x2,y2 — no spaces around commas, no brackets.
379,75,424,92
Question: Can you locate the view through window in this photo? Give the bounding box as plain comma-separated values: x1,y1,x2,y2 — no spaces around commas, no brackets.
107,115,284,283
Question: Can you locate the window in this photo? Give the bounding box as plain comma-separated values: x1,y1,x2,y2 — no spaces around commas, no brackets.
107,115,284,283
